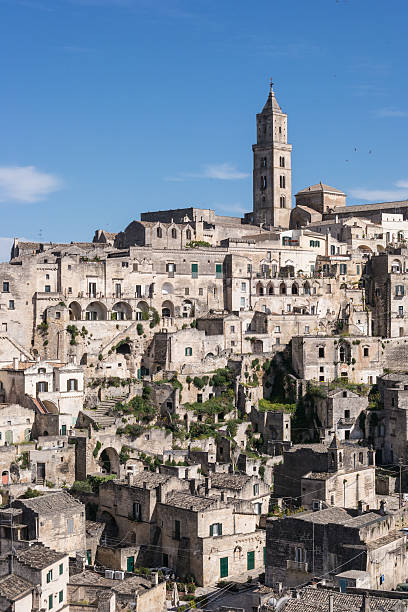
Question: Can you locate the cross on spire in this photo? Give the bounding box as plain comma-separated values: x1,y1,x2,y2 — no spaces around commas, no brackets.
270,77,274,92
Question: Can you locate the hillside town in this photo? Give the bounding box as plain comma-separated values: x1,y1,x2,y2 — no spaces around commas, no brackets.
1,85,408,611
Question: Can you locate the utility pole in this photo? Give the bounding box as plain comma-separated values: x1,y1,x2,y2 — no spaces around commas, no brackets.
399,457,403,509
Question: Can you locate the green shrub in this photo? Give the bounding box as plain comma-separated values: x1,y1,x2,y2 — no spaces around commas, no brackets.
137,323,143,336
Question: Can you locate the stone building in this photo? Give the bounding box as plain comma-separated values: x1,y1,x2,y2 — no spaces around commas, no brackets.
365,246,408,337
12,491,86,556
273,436,376,510
249,83,292,228
196,473,270,516
265,505,408,591
156,490,266,586
314,388,367,443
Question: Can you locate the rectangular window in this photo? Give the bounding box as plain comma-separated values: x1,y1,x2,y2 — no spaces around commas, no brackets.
220,557,228,578
59,591,63,603
305,326,310,333
122,261,128,268
67,518,74,534
133,502,141,521
318,347,325,358
216,263,223,278
48,594,53,610
68,287,72,294
45,285,51,293
191,263,198,278
274,326,280,333
240,297,245,307
399,306,404,317
339,264,347,275
230,326,235,333
59,563,63,575
210,523,222,536
199,287,203,296
8,300,14,310
241,282,246,292
2,282,9,292
279,175,286,188
247,550,255,570
174,519,180,540
115,283,121,298
253,483,259,496
185,287,189,296
185,347,192,356
88,282,96,297
356,264,360,274
46,570,53,583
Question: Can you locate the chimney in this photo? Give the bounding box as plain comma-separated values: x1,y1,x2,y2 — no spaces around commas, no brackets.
379,499,387,515
13,357,18,370
357,500,364,515
329,594,334,612
151,571,159,586
126,473,134,486
205,477,211,496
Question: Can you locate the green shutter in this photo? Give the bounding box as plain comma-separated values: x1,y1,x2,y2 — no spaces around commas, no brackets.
247,550,255,570
218,523,222,536
220,556,228,578
263,546,266,564
48,594,53,610
216,263,222,278
59,591,63,603
209,524,214,536
127,556,135,572
191,263,198,278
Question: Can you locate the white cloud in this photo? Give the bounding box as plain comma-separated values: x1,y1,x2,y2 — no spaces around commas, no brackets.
165,163,249,182
0,166,61,203
350,180,408,202
376,108,408,118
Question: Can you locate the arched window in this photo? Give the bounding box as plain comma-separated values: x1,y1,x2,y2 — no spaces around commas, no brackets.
186,229,191,240
268,284,274,295
396,285,405,297
280,196,286,208
171,228,177,239
279,175,286,189
185,347,192,356
279,283,286,295
339,345,345,362
279,156,285,168
157,227,162,238
291,283,298,295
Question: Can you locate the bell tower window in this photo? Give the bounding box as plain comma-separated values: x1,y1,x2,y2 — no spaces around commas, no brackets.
279,156,285,167
280,175,286,189
280,196,286,208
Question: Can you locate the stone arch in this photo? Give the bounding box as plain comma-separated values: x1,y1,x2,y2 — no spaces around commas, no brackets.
69,301,81,321
161,282,174,295
391,259,402,273
256,282,265,297
99,511,119,539
279,282,287,295
99,447,120,475
267,282,274,295
162,300,174,318
42,400,58,414
357,245,373,253
291,282,299,295
112,301,132,321
303,281,311,295
135,301,149,321
85,301,107,321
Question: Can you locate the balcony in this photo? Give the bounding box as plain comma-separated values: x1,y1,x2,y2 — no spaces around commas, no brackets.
286,559,308,572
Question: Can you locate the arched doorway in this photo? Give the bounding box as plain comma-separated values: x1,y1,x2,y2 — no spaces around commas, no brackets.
112,302,132,321
135,301,149,321
99,448,120,475
100,511,119,541
162,301,174,318
69,301,81,321
85,302,107,321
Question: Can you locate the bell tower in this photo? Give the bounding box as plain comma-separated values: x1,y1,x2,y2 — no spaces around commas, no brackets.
252,81,292,228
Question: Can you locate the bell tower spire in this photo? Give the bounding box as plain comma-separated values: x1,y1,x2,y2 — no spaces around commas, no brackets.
252,81,292,228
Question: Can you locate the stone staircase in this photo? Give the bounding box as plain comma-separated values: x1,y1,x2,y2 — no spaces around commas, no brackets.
82,395,127,429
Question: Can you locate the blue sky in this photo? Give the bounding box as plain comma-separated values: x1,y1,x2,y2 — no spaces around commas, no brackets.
0,0,407,259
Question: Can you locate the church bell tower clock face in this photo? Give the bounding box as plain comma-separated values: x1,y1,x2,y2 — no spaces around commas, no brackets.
252,80,292,229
